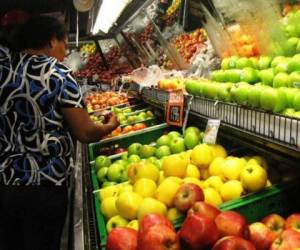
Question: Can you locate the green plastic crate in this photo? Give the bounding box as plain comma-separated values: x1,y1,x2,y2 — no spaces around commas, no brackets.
88,123,176,162
92,181,300,250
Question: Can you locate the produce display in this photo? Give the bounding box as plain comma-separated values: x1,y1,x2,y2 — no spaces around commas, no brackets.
106,209,300,250
80,42,96,55
104,123,148,139
185,53,300,118
84,92,129,113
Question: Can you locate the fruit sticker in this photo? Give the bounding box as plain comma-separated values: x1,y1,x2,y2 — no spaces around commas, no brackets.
203,119,221,145
166,91,184,126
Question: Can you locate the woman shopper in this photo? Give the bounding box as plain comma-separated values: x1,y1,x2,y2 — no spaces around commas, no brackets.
0,15,119,250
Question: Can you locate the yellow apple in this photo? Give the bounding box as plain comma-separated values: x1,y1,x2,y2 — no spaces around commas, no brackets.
158,170,165,184
183,177,204,189
221,157,246,181
209,157,225,176
133,178,157,198
200,168,210,180
99,185,120,201
100,197,118,219
210,144,227,158
167,207,184,221
137,197,167,220
203,187,223,207
155,179,181,207
116,191,143,220
106,215,128,233
191,144,214,168
128,162,159,184
203,176,224,191
185,164,201,179
220,180,244,202
248,155,269,170
240,164,267,192
185,149,193,160
165,176,184,184
127,220,139,230
119,183,133,193
162,154,189,178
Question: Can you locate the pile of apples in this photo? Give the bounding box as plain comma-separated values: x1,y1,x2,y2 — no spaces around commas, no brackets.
171,28,207,63
185,54,300,117
157,78,185,91
106,205,300,250
116,110,154,126
85,92,129,112
104,123,147,139
80,42,96,55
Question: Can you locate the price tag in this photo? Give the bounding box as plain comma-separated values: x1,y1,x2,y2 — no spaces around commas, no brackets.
166,91,184,126
203,119,221,145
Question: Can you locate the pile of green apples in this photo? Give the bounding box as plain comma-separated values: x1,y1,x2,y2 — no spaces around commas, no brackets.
94,127,204,188
186,54,300,117
116,110,154,125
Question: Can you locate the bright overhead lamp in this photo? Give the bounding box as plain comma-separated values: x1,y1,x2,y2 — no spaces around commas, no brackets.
92,0,132,34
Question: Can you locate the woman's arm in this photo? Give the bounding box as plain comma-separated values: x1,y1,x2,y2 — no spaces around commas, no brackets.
61,107,119,143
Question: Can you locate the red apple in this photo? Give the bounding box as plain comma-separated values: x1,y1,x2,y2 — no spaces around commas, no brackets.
179,214,219,249
187,201,221,220
138,224,180,250
106,227,138,250
215,211,250,239
270,229,300,250
139,214,174,236
285,213,300,233
173,183,204,212
261,213,285,235
212,236,256,250
249,222,277,250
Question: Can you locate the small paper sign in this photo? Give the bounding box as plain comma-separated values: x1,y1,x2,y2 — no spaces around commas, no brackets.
203,119,221,145
166,91,184,126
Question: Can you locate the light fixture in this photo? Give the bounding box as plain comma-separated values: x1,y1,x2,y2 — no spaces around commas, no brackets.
92,0,132,34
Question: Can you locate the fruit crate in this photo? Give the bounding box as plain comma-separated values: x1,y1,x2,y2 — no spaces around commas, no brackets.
88,123,171,163
191,96,300,149
91,178,300,250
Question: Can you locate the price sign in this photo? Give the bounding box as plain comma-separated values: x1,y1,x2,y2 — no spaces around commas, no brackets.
166,91,184,126
203,119,221,145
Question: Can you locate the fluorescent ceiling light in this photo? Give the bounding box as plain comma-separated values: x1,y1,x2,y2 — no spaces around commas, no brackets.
92,0,132,34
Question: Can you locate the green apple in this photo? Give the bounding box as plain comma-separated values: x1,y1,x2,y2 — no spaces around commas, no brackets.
120,169,128,182
127,154,141,164
123,108,132,113
221,58,230,70
97,167,108,183
168,131,181,140
296,41,300,53
273,73,292,88
275,60,290,74
102,181,117,188
155,146,171,159
282,108,296,116
128,143,142,155
240,67,259,83
258,56,272,70
285,24,298,38
95,155,111,172
107,163,125,182
211,70,227,82
228,56,239,69
290,71,300,88
271,56,287,68
156,135,171,147
225,69,242,83
284,37,299,56
258,69,274,86
139,145,156,158
184,126,201,137
169,137,186,154
202,82,219,99
114,159,128,168
230,83,251,105
121,152,128,160
287,59,300,73
248,85,263,108
249,57,259,69
260,88,287,113
281,87,297,107
185,80,204,96
292,111,300,118
184,132,200,150
217,83,233,101
106,215,128,233
293,91,300,111
236,57,253,69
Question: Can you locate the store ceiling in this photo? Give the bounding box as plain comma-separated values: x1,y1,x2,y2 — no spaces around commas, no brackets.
0,0,90,38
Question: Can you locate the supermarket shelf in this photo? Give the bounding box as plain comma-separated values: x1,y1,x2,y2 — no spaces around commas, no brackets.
141,87,300,160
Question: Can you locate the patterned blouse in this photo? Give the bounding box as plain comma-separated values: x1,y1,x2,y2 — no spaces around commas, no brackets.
0,45,83,186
